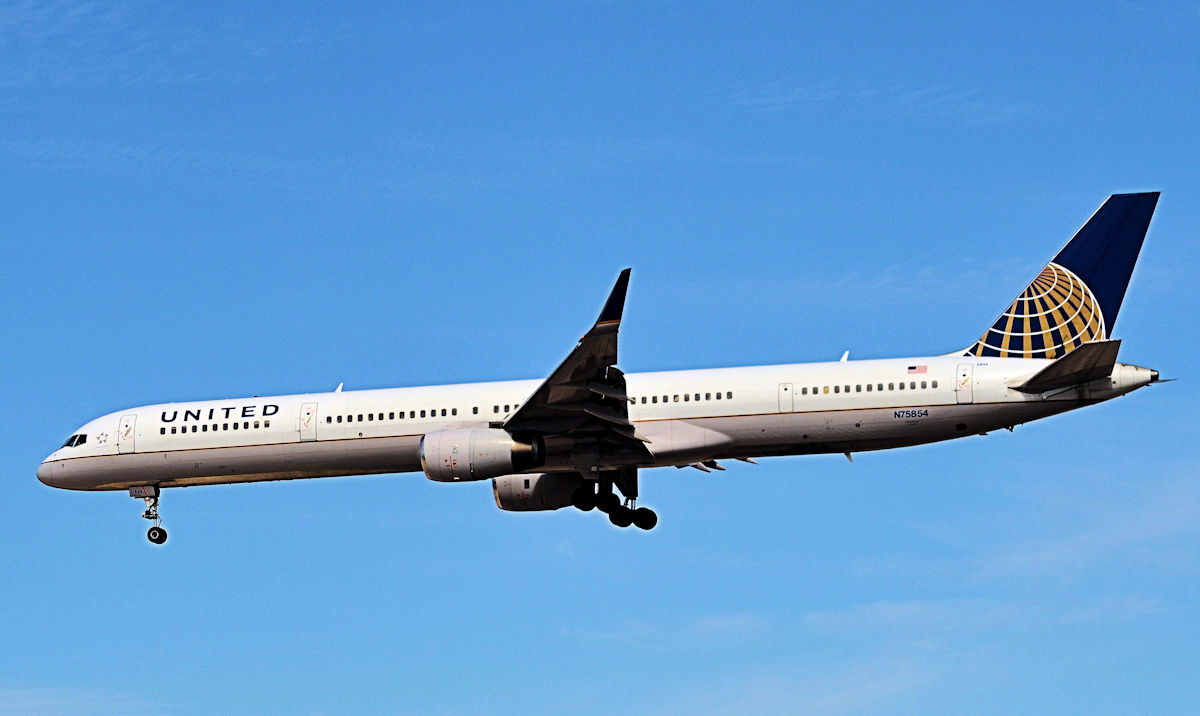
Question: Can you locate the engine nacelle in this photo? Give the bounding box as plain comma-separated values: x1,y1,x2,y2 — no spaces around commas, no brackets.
492,473,584,511
420,428,544,482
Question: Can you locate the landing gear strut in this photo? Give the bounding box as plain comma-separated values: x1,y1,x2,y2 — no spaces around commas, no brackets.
573,469,657,530
130,485,167,544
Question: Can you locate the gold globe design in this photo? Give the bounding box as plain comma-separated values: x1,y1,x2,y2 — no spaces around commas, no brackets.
965,262,1105,359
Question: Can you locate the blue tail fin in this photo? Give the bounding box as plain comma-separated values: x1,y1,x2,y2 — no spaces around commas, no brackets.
964,192,1159,359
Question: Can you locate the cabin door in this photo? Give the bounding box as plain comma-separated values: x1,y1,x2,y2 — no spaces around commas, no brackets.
778,383,794,412
118,414,137,453
955,364,974,404
299,402,319,442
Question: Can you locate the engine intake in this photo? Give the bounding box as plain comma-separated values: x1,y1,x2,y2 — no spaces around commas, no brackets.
420,428,544,482
492,473,584,511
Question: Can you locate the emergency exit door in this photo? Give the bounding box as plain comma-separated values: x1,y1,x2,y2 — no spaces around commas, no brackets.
955,364,974,404
118,414,137,453
778,383,794,412
299,402,318,442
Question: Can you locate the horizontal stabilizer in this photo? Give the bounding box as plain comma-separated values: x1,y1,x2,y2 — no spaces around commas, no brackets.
1012,339,1121,394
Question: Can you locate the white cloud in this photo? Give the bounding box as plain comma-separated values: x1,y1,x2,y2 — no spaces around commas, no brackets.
0,684,163,716
727,79,1041,126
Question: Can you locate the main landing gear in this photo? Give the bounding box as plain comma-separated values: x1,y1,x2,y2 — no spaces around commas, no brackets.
569,469,657,530
130,485,167,544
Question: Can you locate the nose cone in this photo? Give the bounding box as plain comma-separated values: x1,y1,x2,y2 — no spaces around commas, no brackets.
37,458,69,488
37,460,55,486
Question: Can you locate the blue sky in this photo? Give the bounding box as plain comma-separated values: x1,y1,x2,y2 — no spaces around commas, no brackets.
3,2,1198,713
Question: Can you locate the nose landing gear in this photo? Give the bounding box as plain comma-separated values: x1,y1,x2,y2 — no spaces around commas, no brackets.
130,485,167,544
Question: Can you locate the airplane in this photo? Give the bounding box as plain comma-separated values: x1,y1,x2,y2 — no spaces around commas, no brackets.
38,192,1163,544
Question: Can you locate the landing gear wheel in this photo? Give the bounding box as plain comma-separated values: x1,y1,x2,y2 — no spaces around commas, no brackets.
147,525,168,544
609,505,634,528
632,507,658,531
597,492,621,514
571,486,597,512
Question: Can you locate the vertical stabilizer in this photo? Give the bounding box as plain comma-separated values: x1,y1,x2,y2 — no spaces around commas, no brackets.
964,192,1158,359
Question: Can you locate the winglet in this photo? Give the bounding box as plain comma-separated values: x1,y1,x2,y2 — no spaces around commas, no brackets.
595,268,631,327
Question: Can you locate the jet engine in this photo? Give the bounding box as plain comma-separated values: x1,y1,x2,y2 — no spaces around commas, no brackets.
420,428,544,482
492,473,584,511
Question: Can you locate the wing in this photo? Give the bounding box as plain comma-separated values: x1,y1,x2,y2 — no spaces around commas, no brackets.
503,269,650,467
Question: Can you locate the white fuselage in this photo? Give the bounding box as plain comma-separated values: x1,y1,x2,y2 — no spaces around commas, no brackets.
37,354,1156,492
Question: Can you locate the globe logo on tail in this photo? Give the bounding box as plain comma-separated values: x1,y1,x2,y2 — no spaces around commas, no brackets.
965,262,1106,359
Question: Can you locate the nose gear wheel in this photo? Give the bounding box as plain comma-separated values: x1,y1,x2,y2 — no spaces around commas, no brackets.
131,486,168,545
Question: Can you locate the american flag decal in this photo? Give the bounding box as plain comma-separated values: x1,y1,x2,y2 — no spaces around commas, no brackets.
907,365,927,374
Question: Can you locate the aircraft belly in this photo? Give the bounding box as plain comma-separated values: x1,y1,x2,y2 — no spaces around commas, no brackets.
654,401,1087,463
48,436,423,491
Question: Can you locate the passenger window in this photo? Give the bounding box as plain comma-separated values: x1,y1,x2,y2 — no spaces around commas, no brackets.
171,427,177,434
727,392,733,399
652,396,658,404
823,386,830,394
673,395,679,402
441,409,447,417
878,383,884,391
856,385,862,392
845,385,850,393
801,387,808,395
921,381,927,389
202,425,208,432
223,423,229,430
694,394,700,401
888,383,895,390
160,427,166,435
684,394,690,402
420,410,426,418
715,393,722,400
232,422,239,430
493,405,499,414
409,411,415,418
866,384,872,392
910,382,916,390
193,425,199,432
242,422,248,429
504,405,510,412
641,397,647,404
705,393,711,400
254,421,260,429
452,408,457,416
932,380,939,389
337,415,343,423
264,420,270,428
368,414,374,421
898,382,905,390
834,385,840,393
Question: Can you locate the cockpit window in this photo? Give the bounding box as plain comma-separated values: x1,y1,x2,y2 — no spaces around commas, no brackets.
61,434,87,448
